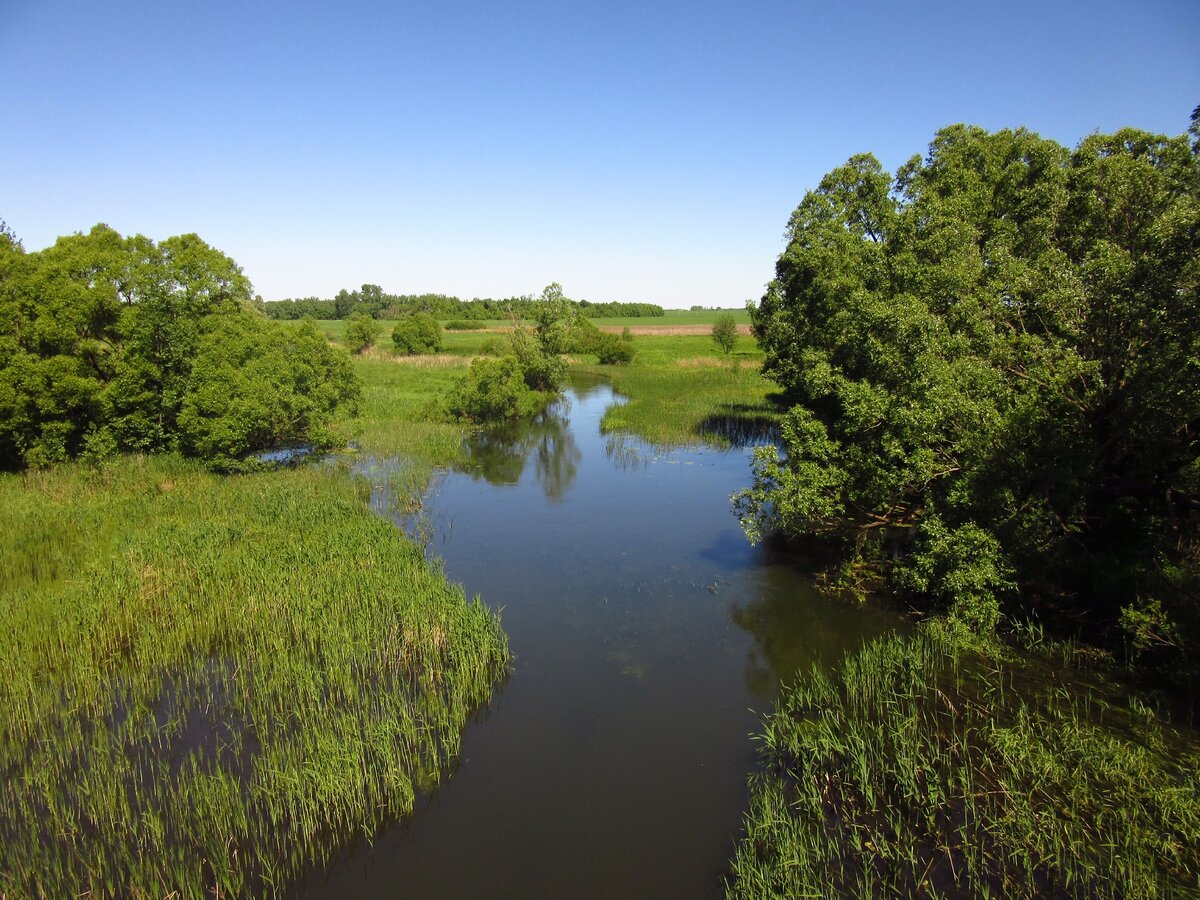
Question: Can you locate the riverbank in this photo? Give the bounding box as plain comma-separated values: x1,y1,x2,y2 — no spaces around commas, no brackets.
0,455,509,897
728,625,1200,898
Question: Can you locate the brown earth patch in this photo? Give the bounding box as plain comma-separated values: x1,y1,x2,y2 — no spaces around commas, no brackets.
596,324,754,336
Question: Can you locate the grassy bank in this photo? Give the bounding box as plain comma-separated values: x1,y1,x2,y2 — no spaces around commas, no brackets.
0,455,509,897
350,352,470,461
329,323,779,451
728,627,1200,899
577,334,780,448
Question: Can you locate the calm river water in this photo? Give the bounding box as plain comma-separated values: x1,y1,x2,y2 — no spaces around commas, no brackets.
295,378,899,898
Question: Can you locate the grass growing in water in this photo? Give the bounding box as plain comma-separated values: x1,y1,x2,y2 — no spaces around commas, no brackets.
0,455,509,897
576,335,779,448
728,626,1200,898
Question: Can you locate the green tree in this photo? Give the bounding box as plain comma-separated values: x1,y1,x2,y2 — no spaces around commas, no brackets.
742,118,1200,663
446,356,541,422
177,315,360,471
0,223,361,471
711,313,738,354
391,313,442,355
344,310,380,353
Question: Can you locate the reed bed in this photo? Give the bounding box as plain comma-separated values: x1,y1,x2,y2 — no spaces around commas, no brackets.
0,455,509,898
727,627,1200,898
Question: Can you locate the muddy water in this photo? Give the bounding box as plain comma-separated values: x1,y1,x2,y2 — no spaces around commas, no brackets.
295,379,900,899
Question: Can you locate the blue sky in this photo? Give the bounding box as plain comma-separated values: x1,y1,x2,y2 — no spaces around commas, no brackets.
3,0,1197,307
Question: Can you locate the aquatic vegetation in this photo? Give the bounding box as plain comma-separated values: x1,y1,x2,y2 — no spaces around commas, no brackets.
728,628,1200,898
590,355,778,449
0,455,509,897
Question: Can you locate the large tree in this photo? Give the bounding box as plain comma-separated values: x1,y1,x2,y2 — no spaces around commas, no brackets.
742,117,1200,669
0,224,360,470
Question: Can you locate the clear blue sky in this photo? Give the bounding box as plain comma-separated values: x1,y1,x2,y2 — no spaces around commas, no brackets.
3,0,1197,307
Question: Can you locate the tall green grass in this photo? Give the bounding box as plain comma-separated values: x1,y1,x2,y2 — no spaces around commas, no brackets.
0,455,509,897
576,335,778,448
728,626,1200,898
349,356,468,462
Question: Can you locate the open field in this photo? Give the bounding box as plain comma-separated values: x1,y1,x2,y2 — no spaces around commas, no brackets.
576,332,780,448
330,322,780,451
313,308,751,344
596,323,754,336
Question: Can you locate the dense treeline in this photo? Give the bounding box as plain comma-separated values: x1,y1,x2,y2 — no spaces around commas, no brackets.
262,285,665,321
0,223,360,471
742,113,1200,690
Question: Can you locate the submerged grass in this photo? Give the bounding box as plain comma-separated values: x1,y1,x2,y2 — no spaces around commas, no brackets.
0,455,509,898
728,626,1200,899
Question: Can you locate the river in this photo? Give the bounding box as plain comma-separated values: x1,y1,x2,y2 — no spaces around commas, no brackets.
295,378,899,898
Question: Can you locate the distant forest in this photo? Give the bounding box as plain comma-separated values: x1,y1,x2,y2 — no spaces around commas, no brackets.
262,285,665,321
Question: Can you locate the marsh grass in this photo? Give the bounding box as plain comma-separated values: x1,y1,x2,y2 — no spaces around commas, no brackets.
0,455,509,897
347,356,467,468
574,335,779,448
728,626,1200,899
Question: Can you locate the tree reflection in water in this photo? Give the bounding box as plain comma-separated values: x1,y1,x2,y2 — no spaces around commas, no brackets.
453,397,581,502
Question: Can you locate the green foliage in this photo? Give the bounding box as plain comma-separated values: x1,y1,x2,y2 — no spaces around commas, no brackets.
442,286,585,423
343,310,380,353
177,316,361,472
0,224,360,472
711,312,738,354
0,456,509,896
564,317,636,364
446,356,542,423
263,288,665,321
744,118,1200,662
894,517,1012,632
444,319,478,330
391,313,442,355
729,629,1200,899
594,329,637,365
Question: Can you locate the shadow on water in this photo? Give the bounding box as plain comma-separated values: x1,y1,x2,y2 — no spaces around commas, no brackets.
697,403,782,448
294,379,902,900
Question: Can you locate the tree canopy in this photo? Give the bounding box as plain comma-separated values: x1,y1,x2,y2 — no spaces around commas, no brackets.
742,116,1200,681
261,286,666,321
0,223,360,471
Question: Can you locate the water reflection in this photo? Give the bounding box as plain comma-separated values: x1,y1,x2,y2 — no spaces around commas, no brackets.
697,404,782,448
298,380,900,900
603,433,650,472
452,399,581,502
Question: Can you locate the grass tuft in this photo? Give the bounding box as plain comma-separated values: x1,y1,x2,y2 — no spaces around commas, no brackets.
727,626,1200,899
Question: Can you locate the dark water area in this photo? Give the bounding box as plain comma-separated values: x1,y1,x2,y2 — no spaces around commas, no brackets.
294,378,901,899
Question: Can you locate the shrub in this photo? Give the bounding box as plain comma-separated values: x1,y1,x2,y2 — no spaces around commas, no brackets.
444,319,478,331
594,330,636,365
508,325,565,391
343,311,380,353
446,356,541,423
711,313,738,354
177,316,361,471
478,336,509,357
391,313,442,355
